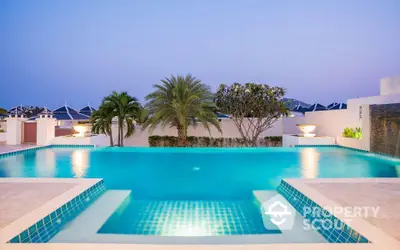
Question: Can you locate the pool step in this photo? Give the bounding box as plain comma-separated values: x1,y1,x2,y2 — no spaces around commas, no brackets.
253,190,327,243
50,190,131,243
52,190,327,244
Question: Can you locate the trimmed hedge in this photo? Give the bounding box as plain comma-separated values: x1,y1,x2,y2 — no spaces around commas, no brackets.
148,136,282,147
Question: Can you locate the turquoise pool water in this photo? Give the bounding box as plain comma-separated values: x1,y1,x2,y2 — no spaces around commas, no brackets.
0,147,398,199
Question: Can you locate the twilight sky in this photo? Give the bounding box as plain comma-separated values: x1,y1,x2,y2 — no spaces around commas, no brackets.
1,0,400,109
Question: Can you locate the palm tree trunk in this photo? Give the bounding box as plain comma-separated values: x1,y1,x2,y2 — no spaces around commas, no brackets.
108,127,114,146
117,119,121,146
177,125,187,147
120,123,124,147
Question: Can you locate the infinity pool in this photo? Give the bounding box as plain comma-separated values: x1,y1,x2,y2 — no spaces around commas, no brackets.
1,146,399,243
0,147,398,199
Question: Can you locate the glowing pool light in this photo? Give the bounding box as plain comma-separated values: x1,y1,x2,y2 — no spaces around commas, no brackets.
296,124,316,137
73,125,88,137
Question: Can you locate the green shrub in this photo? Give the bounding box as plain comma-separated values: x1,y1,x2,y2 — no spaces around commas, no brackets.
342,127,362,139
148,135,282,147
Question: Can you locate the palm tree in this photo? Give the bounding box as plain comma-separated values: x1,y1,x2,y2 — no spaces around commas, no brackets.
144,74,221,146
91,104,114,146
103,91,142,146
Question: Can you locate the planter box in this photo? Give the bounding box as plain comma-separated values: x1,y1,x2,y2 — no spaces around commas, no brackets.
283,134,335,147
336,137,368,151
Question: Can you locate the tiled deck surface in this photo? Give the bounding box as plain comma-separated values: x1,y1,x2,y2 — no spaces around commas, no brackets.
0,178,102,245
307,180,400,242
0,145,37,154
0,182,77,229
285,178,400,249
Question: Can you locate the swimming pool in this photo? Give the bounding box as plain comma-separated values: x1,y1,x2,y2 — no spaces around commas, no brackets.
0,146,398,199
1,146,399,243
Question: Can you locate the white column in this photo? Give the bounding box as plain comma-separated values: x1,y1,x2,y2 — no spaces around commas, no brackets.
361,104,371,151
5,115,26,145
111,117,119,145
36,115,56,146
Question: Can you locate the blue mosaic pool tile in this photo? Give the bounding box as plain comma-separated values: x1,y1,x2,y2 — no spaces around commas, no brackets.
98,199,279,236
294,145,336,148
277,180,370,244
0,144,95,158
50,144,95,148
8,180,106,244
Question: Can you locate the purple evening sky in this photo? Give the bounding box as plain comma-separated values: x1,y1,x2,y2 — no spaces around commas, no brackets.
1,0,400,109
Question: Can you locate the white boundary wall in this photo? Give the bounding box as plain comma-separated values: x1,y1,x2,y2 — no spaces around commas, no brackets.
304,109,360,137
0,132,6,142
119,119,284,146
282,109,360,138
0,120,6,131
5,116,25,145
50,134,109,146
36,117,56,146
282,117,306,135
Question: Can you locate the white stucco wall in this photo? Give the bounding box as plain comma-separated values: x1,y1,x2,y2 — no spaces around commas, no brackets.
50,134,109,146
115,119,283,146
347,93,400,113
380,76,400,95
5,117,25,145
0,132,6,142
360,104,371,151
303,109,360,137
36,117,56,146
282,117,306,135
0,120,6,131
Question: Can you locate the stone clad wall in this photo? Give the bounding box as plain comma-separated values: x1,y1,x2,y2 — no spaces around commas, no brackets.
370,103,400,157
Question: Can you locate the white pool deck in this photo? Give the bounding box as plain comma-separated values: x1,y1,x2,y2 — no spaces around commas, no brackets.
0,181,77,229
285,178,400,250
0,178,101,245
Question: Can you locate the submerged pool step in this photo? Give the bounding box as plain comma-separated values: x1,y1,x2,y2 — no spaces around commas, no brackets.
51,190,326,244
252,190,327,243
50,190,131,243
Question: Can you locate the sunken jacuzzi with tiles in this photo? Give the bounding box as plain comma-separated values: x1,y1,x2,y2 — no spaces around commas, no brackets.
1,145,398,245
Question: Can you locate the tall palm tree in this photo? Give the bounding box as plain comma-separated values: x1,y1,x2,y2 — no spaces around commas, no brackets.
144,74,221,146
103,91,142,146
90,104,114,146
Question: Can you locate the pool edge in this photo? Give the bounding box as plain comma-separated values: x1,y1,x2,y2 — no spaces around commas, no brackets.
279,179,400,249
0,178,105,244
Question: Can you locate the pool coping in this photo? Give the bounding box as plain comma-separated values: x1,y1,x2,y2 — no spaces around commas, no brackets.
0,241,389,250
0,178,103,244
282,178,400,249
1,144,398,160
0,145,96,158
